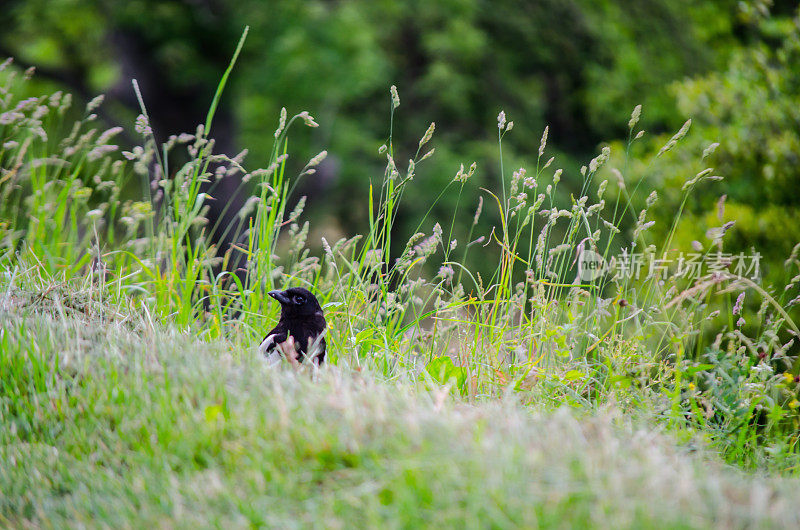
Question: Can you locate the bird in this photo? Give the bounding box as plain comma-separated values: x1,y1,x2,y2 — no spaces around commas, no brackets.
259,287,327,366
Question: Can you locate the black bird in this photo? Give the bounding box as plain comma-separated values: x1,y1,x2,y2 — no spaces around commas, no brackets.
259,287,327,366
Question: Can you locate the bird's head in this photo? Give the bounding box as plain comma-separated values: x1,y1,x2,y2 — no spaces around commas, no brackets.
269,287,323,319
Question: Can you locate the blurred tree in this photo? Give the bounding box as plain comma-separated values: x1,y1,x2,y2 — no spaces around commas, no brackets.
0,0,246,255
612,7,800,284
0,0,760,274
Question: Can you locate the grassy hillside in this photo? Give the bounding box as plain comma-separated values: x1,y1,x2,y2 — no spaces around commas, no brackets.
3,31,800,527
3,281,800,528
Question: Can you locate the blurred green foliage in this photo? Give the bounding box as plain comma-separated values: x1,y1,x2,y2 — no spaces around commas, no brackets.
613,8,800,285
1,0,798,276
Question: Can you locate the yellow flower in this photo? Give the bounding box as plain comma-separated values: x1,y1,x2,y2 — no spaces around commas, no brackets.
789,400,800,410
784,373,795,384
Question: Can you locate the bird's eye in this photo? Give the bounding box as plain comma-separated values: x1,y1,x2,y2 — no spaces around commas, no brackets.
294,295,306,305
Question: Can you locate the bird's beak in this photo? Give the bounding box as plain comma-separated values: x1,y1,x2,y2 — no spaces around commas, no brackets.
268,290,291,304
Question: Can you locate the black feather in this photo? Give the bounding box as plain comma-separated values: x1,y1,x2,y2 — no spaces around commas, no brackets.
260,287,327,365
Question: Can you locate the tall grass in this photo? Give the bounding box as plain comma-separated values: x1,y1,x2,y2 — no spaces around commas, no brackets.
6,296,800,528
1,28,799,474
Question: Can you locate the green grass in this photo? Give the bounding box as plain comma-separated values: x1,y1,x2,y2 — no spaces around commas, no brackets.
2,288,800,529
2,30,800,527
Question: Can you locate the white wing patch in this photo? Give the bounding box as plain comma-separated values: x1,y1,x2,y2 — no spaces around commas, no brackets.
259,334,285,367
306,330,327,363
258,334,277,356
258,331,327,367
